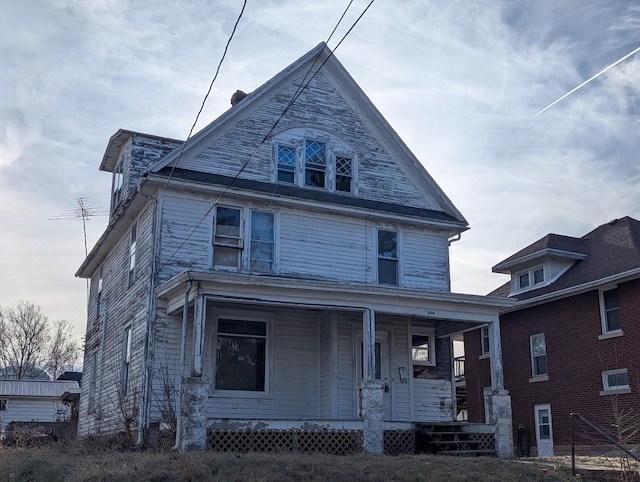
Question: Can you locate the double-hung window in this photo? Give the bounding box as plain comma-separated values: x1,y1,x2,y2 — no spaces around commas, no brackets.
215,317,269,393
601,368,630,393
530,333,547,379
96,266,104,318
277,145,296,183
377,229,398,286
250,211,274,271
304,140,326,187
600,288,621,334
128,222,137,286
213,207,242,269
0,399,7,411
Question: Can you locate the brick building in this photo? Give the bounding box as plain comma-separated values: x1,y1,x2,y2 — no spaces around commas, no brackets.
465,217,640,456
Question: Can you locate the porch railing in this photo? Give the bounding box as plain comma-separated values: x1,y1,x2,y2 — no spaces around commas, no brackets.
454,356,465,382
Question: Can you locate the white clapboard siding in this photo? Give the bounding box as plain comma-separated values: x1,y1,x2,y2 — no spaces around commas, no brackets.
1,399,69,429
335,314,357,420
279,211,370,283
413,379,454,422
158,194,213,282
177,70,438,211
401,228,449,291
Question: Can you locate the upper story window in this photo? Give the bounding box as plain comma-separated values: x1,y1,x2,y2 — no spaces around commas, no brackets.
516,266,545,292
121,327,132,396
212,206,276,273
530,333,547,380
377,229,398,286
128,222,137,286
112,158,124,209
600,287,621,335
213,206,242,270
304,140,326,188
272,129,357,194
96,266,104,317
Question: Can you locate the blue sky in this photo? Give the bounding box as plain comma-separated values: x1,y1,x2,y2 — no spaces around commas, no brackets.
1,0,639,346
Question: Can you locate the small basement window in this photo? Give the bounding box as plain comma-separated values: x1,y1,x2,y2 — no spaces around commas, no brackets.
601,369,630,393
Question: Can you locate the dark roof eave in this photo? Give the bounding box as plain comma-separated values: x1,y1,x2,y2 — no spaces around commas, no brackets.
151,167,467,227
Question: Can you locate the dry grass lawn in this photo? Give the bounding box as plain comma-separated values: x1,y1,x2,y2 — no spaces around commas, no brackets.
0,445,574,481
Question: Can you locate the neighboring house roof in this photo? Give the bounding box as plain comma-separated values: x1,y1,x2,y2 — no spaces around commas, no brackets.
0,380,80,398
490,217,640,302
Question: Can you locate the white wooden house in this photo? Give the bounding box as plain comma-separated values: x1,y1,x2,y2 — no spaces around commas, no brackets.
0,380,80,434
76,43,514,456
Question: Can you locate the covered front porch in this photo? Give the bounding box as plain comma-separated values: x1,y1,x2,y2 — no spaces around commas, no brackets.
152,271,515,457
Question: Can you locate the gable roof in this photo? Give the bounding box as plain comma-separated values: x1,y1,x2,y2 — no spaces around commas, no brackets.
490,217,640,302
0,379,80,398
148,42,467,225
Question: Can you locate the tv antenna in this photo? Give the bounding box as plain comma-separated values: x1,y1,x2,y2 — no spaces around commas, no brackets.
50,197,108,257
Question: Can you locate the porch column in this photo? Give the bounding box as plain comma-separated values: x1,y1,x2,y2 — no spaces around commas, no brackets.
192,294,205,377
485,316,513,458
361,308,383,454
180,293,208,451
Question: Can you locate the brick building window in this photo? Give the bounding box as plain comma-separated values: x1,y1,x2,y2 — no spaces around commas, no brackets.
481,326,490,356
601,368,630,394
530,333,547,380
600,287,621,334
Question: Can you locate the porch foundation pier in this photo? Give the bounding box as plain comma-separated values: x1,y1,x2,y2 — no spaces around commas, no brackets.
179,377,209,452
361,309,383,454
360,383,384,454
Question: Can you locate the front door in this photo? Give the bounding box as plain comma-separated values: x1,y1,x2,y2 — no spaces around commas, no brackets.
356,332,392,420
534,403,554,457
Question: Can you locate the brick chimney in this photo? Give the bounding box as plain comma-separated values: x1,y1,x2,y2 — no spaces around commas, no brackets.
230,90,249,106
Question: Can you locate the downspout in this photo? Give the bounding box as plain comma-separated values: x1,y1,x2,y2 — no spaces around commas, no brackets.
172,279,193,451
136,184,159,447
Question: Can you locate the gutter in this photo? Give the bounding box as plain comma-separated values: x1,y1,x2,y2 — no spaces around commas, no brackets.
502,266,640,313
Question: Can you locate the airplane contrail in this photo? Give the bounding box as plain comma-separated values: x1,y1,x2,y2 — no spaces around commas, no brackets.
534,45,640,117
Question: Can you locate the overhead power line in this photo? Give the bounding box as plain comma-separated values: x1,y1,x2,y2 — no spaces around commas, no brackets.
157,0,376,271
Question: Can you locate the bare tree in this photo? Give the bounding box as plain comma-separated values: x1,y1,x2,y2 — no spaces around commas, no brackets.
0,301,79,380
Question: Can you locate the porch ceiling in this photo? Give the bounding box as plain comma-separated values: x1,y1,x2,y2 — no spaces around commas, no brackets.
156,271,514,328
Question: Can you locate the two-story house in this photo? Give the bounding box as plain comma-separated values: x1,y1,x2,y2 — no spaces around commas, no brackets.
76,43,514,456
465,216,640,456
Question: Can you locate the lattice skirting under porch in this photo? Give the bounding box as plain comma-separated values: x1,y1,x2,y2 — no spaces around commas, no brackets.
206,429,416,455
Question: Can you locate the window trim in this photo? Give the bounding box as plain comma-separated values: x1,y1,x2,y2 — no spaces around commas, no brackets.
276,143,297,184
112,157,124,209
128,222,137,286
212,205,243,271
599,286,622,336
480,325,490,357
211,309,274,399
304,139,327,188
120,327,132,397
515,265,545,293
334,154,353,193
410,327,436,368
249,210,275,272
529,333,548,380
376,228,400,287
601,368,630,395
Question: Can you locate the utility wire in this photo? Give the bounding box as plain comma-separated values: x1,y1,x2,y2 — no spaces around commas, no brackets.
156,0,247,200
158,0,375,271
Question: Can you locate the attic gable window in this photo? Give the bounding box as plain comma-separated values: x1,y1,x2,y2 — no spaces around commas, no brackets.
304,140,326,187
515,266,545,292
335,156,352,192
277,145,296,183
